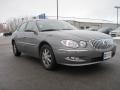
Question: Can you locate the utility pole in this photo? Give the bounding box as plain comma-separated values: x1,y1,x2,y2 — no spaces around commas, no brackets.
57,0,59,20
115,6,120,28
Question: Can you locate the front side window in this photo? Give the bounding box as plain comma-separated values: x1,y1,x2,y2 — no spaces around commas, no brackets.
18,23,27,32
25,21,38,32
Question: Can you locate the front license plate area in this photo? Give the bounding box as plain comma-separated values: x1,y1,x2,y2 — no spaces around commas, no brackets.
104,51,112,60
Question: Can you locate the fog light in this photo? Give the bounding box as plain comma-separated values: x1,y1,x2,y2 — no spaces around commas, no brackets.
65,57,85,62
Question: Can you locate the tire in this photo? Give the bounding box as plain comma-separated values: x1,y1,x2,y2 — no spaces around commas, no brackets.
12,41,21,56
40,44,56,70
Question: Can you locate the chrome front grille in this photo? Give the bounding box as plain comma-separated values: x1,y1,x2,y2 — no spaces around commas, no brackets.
89,39,113,50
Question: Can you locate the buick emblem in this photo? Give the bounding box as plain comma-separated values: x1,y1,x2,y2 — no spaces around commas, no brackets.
102,40,107,46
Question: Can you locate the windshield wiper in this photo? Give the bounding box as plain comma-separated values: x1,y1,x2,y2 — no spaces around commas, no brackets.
41,29,73,32
60,29,73,30
41,29,59,32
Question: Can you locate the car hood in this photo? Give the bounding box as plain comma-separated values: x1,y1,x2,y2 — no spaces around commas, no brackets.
43,30,111,41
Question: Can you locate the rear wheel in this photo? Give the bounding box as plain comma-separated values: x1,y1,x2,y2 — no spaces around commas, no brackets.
12,41,21,56
40,44,56,70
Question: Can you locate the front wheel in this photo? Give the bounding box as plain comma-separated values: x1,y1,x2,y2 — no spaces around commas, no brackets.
12,42,21,56
40,44,56,70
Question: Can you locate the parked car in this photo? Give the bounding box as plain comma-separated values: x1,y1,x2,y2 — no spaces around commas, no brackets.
110,27,120,37
98,27,113,34
3,32,12,36
11,20,116,70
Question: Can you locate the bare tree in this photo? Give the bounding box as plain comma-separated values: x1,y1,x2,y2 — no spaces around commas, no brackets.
6,17,30,32
0,23,4,32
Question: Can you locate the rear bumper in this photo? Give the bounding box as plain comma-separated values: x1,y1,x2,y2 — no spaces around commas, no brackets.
54,46,116,66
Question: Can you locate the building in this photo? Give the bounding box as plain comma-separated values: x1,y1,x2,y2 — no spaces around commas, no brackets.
47,16,117,30
66,20,117,30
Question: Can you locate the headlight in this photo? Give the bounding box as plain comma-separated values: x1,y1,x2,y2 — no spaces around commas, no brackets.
79,41,87,48
61,40,79,48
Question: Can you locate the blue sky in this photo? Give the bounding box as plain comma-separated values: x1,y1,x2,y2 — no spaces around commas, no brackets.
0,0,120,23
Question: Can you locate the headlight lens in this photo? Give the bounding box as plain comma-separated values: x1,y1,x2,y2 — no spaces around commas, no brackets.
79,41,87,48
61,40,79,48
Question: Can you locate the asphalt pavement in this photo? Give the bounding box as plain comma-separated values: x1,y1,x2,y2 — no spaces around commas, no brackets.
0,37,120,90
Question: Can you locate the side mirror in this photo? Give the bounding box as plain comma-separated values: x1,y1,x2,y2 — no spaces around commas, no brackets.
25,30,38,35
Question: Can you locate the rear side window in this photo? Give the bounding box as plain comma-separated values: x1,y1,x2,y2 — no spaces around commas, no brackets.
18,23,27,32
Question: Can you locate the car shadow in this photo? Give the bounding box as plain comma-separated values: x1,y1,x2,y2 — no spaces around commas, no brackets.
20,54,42,64
56,63,112,75
19,54,114,76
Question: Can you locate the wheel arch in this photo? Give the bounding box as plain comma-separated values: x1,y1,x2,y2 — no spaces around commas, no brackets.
11,39,15,45
38,41,53,54
39,41,57,70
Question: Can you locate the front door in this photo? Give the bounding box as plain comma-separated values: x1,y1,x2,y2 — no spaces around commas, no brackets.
23,21,39,56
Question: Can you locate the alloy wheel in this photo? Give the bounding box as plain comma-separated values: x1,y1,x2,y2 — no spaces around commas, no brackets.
13,43,17,54
42,48,52,68
12,42,21,56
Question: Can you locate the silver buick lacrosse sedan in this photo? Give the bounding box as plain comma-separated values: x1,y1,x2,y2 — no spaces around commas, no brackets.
11,20,116,70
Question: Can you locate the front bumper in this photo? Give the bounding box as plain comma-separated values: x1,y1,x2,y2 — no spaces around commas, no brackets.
54,46,116,66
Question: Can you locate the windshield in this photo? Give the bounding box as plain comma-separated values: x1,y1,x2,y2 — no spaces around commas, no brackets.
37,20,78,31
